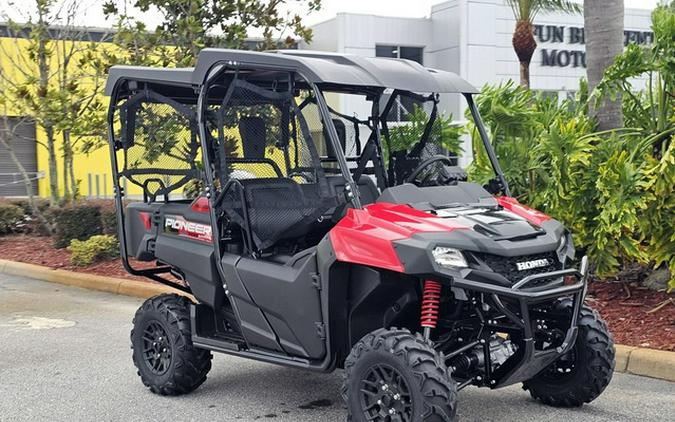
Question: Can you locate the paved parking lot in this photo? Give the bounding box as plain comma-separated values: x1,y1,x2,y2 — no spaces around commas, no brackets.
1,273,674,421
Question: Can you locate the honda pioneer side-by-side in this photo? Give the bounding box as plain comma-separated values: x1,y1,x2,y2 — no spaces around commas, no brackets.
105,49,615,421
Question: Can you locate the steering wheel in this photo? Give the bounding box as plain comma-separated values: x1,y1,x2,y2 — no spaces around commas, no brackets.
405,155,456,187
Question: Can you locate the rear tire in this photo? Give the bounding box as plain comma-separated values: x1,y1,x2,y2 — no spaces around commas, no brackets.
342,328,458,421
131,294,212,395
523,301,615,407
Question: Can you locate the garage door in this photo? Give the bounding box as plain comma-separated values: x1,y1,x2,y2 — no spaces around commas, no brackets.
0,117,38,197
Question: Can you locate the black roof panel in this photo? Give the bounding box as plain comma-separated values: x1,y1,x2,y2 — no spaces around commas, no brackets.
105,49,478,95
104,66,194,95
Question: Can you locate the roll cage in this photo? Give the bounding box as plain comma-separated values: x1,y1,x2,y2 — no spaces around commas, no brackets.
105,49,510,292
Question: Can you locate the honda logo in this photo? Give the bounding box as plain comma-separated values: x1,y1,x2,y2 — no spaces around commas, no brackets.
516,259,550,271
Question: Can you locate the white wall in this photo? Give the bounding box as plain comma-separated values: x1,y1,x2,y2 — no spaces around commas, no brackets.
306,18,339,52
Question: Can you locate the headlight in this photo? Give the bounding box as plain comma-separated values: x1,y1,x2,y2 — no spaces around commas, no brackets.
432,247,468,269
557,233,572,262
558,235,567,251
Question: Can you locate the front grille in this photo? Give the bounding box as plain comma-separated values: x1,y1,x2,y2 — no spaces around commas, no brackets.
472,251,562,287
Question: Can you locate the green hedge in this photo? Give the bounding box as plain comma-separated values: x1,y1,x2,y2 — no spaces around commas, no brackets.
0,203,24,235
1,199,121,246
52,204,103,248
100,207,118,236
10,198,50,216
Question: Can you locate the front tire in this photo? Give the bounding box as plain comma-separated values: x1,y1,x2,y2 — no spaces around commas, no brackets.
523,302,615,407
131,294,212,395
342,328,458,421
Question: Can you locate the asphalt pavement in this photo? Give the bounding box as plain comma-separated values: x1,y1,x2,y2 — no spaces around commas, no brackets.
1,273,673,421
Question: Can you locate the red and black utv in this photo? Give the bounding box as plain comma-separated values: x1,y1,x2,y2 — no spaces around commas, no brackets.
105,49,614,421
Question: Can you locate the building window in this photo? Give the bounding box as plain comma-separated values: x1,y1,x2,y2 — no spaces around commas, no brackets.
376,45,425,122
376,45,424,64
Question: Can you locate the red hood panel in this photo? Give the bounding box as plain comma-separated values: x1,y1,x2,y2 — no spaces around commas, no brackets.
329,202,469,272
496,196,551,226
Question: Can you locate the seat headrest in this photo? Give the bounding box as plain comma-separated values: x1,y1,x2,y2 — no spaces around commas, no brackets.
239,116,266,159
324,119,347,159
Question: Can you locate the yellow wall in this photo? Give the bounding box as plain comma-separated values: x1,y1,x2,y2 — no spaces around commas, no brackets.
0,35,115,198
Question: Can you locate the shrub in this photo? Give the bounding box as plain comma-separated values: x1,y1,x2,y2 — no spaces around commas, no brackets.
68,234,120,267
100,208,118,236
85,199,119,236
10,198,50,215
93,201,118,236
9,199,54,236
467,77,674,289
0,203,24,235
52,204,102,248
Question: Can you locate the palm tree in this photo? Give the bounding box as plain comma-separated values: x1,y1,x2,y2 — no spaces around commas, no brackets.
585,0,624,130
506,0,581,88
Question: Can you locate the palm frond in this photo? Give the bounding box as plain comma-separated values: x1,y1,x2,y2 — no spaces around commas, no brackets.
506,0,582,22
504,0,527,21
532,0,582,20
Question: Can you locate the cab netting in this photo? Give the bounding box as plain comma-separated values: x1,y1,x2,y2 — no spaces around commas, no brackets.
207,77,340,250
113,91,200,201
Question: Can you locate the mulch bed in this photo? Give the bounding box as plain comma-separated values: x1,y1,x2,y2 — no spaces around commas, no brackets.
0,234,146,281
586,281,674,351
1,234,674,351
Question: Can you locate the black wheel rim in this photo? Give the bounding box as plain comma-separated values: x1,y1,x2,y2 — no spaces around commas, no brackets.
359,364,413,422
141,321,172,375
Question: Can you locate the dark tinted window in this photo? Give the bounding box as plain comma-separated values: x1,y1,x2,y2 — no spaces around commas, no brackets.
400,46,423,64
375,45,398,59
375,45,423,65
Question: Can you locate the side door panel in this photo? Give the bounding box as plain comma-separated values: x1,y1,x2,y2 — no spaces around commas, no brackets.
234,252,326,359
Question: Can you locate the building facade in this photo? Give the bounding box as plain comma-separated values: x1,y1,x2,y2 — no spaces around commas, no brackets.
303,0,653,165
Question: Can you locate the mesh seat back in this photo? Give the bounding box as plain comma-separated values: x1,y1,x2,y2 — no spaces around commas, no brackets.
239,178,320,248
239,116,267,159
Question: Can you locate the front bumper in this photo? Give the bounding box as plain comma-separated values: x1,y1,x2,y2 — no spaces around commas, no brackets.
447,256,589,388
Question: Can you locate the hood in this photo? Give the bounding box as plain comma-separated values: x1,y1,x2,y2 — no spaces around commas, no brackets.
426,205,547,241
328,201,563,273
356,200,550,241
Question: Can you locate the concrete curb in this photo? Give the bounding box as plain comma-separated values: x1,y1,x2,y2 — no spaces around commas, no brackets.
0,258,179,299
1,258,673,382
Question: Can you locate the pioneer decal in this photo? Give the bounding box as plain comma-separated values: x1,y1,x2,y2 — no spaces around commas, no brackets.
164,215,212,243
516,258,550,271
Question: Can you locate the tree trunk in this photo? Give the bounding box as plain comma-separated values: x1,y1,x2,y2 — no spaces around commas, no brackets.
512,20,537,89
63,130,78,199
68,147,78,199
37,3,59,205
585,0,625,130
519,61,530,89
62,132,71,201
45,125,59,205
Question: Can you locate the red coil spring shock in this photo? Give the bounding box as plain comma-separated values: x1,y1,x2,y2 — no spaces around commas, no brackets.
420,280,442,330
